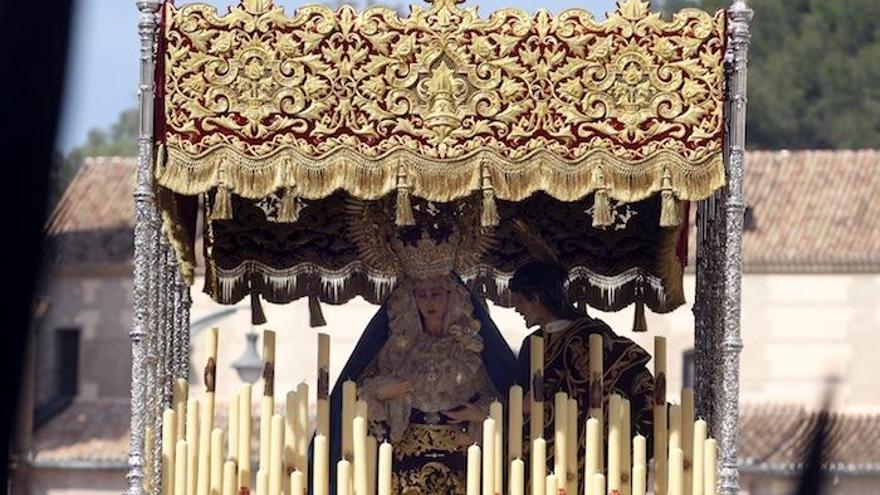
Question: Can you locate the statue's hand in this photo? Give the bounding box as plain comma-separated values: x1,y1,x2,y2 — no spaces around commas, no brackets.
443,402,486,424
375,378,417,401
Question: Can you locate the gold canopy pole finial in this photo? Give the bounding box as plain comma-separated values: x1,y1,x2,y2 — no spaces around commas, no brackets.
242,0,273,14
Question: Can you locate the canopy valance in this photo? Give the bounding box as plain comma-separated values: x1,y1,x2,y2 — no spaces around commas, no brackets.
154,0,725,314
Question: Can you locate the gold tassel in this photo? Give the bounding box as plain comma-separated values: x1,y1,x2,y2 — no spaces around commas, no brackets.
632,299,648,332
481,163,499,227
250,292,267,326
211,185,233,221
395,165,414,227
277,186,299,223
660,167,681,227
309,295,327,328
592,167,612,228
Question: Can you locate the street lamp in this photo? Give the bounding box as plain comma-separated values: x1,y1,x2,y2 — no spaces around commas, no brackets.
232,331,262,383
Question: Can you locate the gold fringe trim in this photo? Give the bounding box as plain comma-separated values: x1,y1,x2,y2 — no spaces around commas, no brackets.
156,144,725,207
309,295,327,328
592,167,612,228
156,186,196,286
277,186,299,223
480,162,499,227
395,164,414,227
211,185,232,220
660,167,682,227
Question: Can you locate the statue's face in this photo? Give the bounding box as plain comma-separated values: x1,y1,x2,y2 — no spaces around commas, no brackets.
413,280,450,333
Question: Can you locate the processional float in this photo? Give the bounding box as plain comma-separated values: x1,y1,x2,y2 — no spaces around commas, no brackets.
127,0,752,494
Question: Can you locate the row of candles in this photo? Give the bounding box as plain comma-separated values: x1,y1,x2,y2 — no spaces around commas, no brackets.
148,328,720,495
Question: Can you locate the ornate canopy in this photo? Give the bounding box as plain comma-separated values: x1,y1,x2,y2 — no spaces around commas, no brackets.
154,0,726,315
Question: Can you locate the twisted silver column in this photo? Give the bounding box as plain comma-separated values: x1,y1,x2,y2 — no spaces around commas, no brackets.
127,2,162,495
717,2,752,494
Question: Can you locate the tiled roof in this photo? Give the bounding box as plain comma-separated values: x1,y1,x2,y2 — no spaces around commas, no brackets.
44,157,136,265
33,399,130,466
740,150,880,272
739,403,880,474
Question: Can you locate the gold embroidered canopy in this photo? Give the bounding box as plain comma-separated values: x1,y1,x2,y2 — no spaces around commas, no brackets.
154,0,726,315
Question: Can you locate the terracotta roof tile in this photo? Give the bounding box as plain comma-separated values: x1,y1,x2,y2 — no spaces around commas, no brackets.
33,399,130,465
45,157,136,265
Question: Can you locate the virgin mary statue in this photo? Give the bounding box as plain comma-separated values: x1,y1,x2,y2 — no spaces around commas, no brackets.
326,232,518,494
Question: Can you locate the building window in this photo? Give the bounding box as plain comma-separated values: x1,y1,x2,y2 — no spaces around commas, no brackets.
56,328,80,397
682,348,695,390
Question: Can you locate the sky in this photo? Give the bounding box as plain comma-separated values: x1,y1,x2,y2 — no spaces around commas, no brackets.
56,0,619,152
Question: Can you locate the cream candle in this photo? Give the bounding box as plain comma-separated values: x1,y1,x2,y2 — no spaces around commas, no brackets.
286,390,299,479
222,461,236,495
566,398,578,495
608,395,622,494
669,404,682,454
553,392,567,488
366,435,377,495
588,333,603,472
353,416,368,495
632,435,646,472
260,330,277,472
681,389,695,495
314,435,329,495
544,473,557,495
229,391,239,462
692,420,707,495
337,459,352,495
531,438,546,495
467,444,481,495
162,409,176,495
510,458,525,495
653,404,667,495
269,415,285,495
238,384,253,489
631,465,646,495
621,399,631,495
704,439,717,495
296,382,310,485
210,428,223,495
490,401,503,494
592,473,605,495
584,418,600,495
341,381,357,459
378,442,393,495
173,378,188,441
186,398,200,495
669,447,684,495
256,469,268,495
509,385,523,462
482,418,496,495
291,470,305,495
529,336,545,445
317,333,331,437
174,440,188,495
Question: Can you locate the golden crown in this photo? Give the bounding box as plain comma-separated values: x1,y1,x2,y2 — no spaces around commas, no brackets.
391,231,461,281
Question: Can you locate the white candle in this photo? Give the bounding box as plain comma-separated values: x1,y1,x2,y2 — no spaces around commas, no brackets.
529,336,545,445
510,458,525,495
317,334,331,437
355,400,368,421
222,461,236,495
621,399,632,495
553,392,567,488
366,436,377,495
670,447,684,495
509,385,524,462
256,469,269,495
291,470,305,495
490,401,503,494
669,404,682,454
588,333,603,472
482,418,496,495
653,404,668,495
631,465,646,495
186,398,200,495
353,416,368,495
342,381,357,459
260,330,277,472
608,395,622,493
162,409,176,495
633,435,647,471
378,442,393,495
296,382,310,486
544,473,557,495
692,420,707,495
682,390,695,495
199,328,219,495
704,439,717,495
337,459,352,495
210,428,223,495
229,391,239,462
592,473,605,495
286,390,299,484
314,435,329,495
566,398,578,495
467,444,481,495
269,415,285,495
173,378,188,441
531,438,546,495
584,418,600,495
174,440,188,495
239,384,253,489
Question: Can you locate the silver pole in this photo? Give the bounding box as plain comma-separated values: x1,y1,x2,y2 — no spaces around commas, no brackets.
717,1,752,494
127,1,161,495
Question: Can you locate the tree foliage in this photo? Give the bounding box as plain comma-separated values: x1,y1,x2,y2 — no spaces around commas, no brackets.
667,0,880,149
